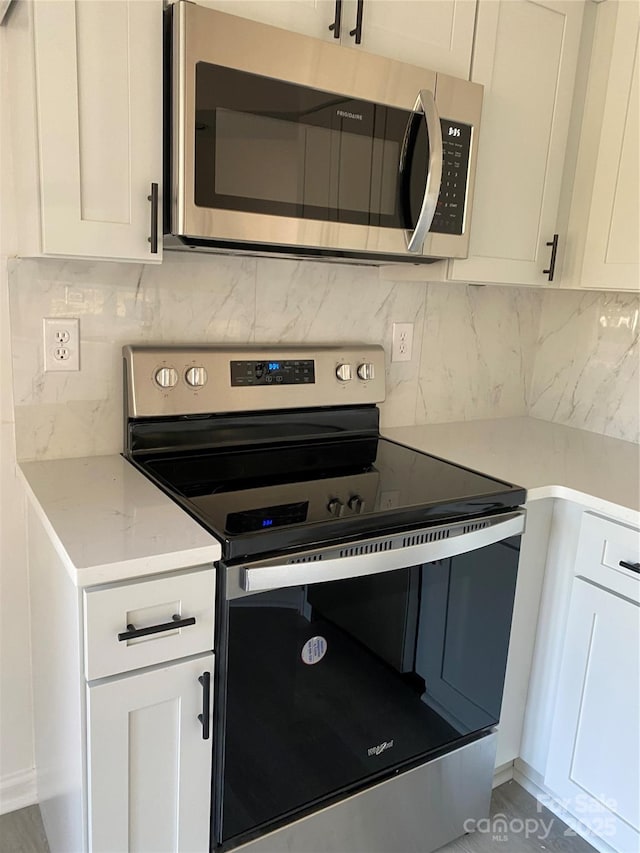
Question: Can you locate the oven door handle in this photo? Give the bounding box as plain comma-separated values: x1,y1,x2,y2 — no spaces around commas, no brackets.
240,510,525,593
401,89,443,254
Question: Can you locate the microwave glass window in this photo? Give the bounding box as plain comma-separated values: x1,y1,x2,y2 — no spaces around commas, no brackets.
213,109,399,216
194,63,425,229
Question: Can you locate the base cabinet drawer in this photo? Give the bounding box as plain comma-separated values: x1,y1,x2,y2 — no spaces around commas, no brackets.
575,512,640,599
83,568,215,680
545,577,640,853
87,653,213,853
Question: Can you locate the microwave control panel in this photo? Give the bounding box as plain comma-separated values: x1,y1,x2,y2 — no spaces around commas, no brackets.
431,120,472,236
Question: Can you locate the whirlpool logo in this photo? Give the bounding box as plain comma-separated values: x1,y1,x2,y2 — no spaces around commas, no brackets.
367,739,394,757
337,109,363,121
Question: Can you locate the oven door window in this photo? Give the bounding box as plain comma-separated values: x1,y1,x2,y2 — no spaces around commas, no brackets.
217,537,520,847
194,63,428,229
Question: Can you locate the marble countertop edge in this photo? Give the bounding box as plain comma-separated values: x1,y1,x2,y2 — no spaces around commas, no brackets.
18,455,221,588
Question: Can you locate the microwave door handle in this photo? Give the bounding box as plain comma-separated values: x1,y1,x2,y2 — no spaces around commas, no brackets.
404,90,443,253
241,511,525,592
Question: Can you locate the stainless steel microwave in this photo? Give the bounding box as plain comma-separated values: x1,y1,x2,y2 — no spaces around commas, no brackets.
168,2,483,264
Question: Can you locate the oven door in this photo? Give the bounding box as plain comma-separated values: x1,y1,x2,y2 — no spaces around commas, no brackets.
213,513,524,849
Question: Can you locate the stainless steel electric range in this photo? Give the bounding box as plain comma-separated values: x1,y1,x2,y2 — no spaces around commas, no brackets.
123,344,526,853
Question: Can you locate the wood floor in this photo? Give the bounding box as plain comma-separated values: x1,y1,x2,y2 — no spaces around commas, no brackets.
0,781,596,853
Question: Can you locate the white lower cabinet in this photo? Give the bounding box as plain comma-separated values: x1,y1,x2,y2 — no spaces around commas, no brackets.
520,507,640,853
87,654,214,853
26,500,216,853
545,578,639,853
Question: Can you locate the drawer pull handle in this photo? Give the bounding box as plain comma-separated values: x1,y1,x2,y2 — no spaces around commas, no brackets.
198,671,211,740
117,614,196,642
619,560,640,574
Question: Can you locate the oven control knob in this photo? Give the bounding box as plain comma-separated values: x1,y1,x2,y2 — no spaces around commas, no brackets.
154,366,178,389
185,366,208,388
348,495,365,514
327,498,345,518
357,362,375,381
336,363,352,382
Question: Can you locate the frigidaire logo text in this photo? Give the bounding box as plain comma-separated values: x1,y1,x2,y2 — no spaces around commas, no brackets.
337,109,363,121
368,740,394,757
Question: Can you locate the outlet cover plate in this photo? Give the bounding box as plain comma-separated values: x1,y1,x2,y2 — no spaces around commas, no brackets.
391,322,413,362
43,317,80,371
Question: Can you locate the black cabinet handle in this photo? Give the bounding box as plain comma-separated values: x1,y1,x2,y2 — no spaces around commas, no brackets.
117,613,196,642
328,0,342,38
349,0,364,43
198,671,211,740
147,182,159,254
542,233,559,281
619,560,640,574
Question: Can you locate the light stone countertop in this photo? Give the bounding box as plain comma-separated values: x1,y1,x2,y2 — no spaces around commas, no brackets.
19,418,639,589
383,417,640,526
20,454,221,587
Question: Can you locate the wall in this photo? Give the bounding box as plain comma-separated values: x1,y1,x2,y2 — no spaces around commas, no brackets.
414,283,639,444
530,289,639,443
415,283,542,425
8,254,427,460
0,27,36,813
7,259,640,464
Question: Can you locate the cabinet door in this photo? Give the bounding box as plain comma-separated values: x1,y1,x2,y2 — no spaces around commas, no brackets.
580,0,639,291
449,0,584,285
342,0,476,77
196,0,337,40
545,579,640,853
87,654,213,853
33,0,162,262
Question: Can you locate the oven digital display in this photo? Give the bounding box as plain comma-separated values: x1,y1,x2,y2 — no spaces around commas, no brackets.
230,359,315,386
226,501,309,534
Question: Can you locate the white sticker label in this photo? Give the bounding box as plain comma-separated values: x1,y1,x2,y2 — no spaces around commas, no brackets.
301,636,327,665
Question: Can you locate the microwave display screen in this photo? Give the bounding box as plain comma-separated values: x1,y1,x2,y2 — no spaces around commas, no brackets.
194,63,430,230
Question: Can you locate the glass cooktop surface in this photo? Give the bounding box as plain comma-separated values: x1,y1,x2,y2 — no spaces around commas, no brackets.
138,435,525,560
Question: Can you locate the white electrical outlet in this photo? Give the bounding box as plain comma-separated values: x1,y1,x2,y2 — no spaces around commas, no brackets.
391,322,413,362
43,318,80,371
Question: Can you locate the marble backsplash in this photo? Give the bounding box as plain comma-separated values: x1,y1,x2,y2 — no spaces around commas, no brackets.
529,290,639,443
416,283,542,424
7,254,639,461
8,253,427,459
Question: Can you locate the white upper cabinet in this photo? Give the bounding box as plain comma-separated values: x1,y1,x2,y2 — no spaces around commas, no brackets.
195,0,338,42
448,0,585,286
9,0,163,263
200,0,477,76
559,0,639,291
341,0,476,77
